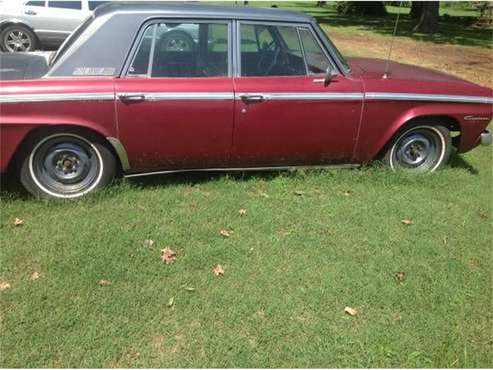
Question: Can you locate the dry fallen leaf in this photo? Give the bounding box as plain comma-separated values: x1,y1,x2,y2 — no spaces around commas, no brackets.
0,281,11,290
143,239,155,248
183,287,195,292
342,190,352,197
97,279,112,286
401,219,414,225
161,247,177,264
31,272,41,281
13,218,24,227
294,190,305,196
219,229,231,238
344,306,358,316
167,297,174,307
394,272,405,284
213,264,225,276
239,208,248,216
258,191,269,199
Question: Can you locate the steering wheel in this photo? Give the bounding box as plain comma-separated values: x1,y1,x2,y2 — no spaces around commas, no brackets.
257,40,280,76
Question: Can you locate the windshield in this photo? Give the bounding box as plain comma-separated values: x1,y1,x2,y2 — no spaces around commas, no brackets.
50,15,94,67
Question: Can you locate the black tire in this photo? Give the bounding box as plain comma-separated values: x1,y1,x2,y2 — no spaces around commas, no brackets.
17,129,116,199
0,25,39,52
383,123,452,173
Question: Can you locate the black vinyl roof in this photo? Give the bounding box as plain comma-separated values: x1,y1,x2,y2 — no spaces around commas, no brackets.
94,2,314,23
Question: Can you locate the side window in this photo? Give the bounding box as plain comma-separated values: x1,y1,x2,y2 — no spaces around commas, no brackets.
48,1,82,10
88,1,109,11
128,22,229,78
240,24,306,77
298,28,331,74
26,1,45,6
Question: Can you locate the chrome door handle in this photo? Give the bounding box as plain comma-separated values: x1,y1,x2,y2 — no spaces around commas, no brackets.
239,94,266,103
118,93,146,102
25,10,37,15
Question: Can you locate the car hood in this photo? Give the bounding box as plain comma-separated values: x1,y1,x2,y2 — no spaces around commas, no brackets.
0,52,53,81
347,57,473,85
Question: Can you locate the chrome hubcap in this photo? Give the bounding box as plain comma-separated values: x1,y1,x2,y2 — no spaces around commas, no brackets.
5,30,32,52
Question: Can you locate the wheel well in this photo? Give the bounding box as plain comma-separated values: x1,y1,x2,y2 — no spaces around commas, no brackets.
375,115,461,160
8,125,123,176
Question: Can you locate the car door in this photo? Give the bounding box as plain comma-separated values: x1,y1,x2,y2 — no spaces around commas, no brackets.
233,22,363,167
115,20,235,171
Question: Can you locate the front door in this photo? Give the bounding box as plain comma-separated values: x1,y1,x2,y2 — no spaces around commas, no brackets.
115,20,234,171
233,22,363,167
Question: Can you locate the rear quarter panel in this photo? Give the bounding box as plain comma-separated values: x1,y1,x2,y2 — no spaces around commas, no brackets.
0,78,116,172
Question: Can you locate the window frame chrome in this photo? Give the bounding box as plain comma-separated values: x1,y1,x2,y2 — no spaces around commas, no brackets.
235,20,338,78
121,18,233,79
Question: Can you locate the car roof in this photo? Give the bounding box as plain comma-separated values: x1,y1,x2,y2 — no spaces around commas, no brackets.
94,2,314,23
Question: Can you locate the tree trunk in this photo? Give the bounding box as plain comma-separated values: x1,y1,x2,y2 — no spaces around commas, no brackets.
410,1,423,19
413,1,439,33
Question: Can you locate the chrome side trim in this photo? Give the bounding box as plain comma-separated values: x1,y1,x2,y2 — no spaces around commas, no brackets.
124,164,360,178
106,137,131,171
365,92,493,105
0,93,114,104
234,92,363,101
133,92,234,101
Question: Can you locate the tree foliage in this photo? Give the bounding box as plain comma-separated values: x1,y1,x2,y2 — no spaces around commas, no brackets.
335,1,387,16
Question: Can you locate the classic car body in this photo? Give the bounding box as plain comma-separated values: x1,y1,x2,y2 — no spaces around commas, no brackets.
0,3,492,199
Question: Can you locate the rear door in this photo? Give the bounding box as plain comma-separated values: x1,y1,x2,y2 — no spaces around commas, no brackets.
233,22,363,167
115,20,235,171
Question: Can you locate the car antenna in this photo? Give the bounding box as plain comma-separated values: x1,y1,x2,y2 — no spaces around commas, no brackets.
383,1,403,79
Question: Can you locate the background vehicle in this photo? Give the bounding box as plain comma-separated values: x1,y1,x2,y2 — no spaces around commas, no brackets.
0,0,109,52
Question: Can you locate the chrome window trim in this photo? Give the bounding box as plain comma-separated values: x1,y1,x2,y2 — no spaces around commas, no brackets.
121,18,233,78
235,20,338,78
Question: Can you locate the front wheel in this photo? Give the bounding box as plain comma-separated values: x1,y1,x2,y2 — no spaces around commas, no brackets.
384,124,452,172
19,132,116,199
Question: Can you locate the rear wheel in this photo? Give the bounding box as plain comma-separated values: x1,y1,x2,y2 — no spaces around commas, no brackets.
384,124,452,172
0,25,38,52
18,131,115,199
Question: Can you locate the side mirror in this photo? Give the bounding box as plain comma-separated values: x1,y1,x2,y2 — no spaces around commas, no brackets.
324,66,338,86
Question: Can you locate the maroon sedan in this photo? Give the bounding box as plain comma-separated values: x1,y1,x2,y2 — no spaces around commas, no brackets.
1,3,492,199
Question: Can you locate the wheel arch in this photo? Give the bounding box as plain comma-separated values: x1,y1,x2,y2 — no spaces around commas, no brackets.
0,19,40,46
7,124,127,176
372,113,461,161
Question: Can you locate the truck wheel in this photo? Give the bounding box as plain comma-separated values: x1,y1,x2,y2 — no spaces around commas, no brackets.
384,124,452,172
18,131,116,199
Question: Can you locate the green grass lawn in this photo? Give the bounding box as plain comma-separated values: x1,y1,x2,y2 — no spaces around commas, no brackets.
1,147,492,367
242,1,493,48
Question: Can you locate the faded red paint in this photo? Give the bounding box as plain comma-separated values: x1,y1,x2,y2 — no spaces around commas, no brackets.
1,59,492,173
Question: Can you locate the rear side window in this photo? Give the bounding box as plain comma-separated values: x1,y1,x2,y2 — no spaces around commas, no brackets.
26,1,45,6
128,21,229,78
48,1,81,10
88,1,110,11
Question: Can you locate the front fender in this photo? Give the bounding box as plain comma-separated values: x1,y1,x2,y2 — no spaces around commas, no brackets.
354,101,492,162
